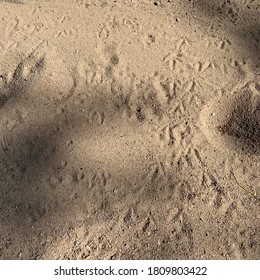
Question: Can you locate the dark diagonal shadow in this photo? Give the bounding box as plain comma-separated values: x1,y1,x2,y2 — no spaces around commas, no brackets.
0,51,166,259
177,0,260,69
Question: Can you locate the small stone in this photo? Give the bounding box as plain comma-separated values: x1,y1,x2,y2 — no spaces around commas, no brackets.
60,160,68,167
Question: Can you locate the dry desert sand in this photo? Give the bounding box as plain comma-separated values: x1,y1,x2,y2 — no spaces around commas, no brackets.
0,0,259,259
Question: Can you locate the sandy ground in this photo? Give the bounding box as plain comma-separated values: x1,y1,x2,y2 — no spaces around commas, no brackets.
0,0,259,260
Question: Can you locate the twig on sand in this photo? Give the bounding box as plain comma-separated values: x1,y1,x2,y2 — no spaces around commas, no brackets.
230,170,258,199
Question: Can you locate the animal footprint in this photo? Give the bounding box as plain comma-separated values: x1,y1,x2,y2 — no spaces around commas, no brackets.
169,210,194,249
0,49,45,107
90,171,109,189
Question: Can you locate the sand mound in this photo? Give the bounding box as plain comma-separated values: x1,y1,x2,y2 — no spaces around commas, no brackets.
200,82,260,155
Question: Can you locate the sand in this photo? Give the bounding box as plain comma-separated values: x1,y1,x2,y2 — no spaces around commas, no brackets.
0,0,259,260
